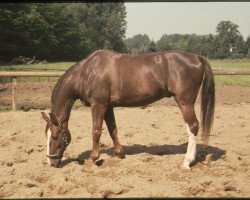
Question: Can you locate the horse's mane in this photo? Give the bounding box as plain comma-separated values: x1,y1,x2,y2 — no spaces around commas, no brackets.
51,50,101,111
51,62,79,109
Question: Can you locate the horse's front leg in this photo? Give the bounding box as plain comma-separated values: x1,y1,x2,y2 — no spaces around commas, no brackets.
89,102,107,161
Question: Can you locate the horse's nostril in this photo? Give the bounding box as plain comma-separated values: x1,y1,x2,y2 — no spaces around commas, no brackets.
50,159,60,168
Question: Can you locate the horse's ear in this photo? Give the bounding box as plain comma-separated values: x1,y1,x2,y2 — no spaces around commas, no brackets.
49,113,61,127
41,112,50,123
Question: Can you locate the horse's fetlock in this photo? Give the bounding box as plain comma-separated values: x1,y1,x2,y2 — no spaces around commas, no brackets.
114,146,123,158
90,151,100,161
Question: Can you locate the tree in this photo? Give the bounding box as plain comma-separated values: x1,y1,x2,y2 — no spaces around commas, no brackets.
245,35,250,58
0,3,127,62
148,40,157,52
214,20,246,58
124,34,150,54
156,34,189,52
69,3,127,53
0,4,32,61
246,36,250,49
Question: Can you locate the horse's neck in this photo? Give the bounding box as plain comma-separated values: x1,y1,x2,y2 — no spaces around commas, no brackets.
51,78,77,124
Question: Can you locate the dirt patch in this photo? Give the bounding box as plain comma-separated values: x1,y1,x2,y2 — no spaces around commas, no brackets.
0,82,249,197
0,101,249,197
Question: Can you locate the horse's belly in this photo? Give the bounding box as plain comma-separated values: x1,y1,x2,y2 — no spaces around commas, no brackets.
110,88,172,107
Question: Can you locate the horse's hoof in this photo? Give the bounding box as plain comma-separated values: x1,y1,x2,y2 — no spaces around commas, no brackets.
182,162,191,170
90,151,100,162
114,153,124,159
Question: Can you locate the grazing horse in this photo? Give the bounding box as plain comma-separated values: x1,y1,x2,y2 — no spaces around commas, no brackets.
41,50,215,169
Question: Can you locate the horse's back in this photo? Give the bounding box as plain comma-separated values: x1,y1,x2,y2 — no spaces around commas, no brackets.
81,50,206,106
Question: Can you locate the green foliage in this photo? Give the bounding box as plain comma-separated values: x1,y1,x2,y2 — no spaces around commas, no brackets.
0,3,127,62
214,21,247,59
245,36,250,49
124,34,150,53
156,33,217,58
0,4,31,60
124,20,248,59
157,34,189,52
148,40,157,52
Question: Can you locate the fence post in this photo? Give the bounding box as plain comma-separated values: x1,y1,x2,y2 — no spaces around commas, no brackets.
12,77,17,110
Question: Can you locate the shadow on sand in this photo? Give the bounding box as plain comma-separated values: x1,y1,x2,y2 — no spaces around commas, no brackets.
60,143,226,168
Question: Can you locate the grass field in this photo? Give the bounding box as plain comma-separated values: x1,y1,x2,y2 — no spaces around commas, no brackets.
210,59,250,71
210,59,250,87
1,59,250,86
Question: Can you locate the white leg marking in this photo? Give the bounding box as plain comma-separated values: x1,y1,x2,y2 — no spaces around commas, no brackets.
47,129,52,166
182,124,197,169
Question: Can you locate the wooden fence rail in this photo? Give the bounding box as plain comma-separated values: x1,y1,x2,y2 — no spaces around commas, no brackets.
0,71,65,110
0,71,65,77
0,70,250,110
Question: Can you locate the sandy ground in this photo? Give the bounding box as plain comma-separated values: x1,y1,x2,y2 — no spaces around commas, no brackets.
0,97,250,197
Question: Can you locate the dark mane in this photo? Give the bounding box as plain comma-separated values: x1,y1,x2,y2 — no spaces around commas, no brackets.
51,62,79,109
51,50,101,111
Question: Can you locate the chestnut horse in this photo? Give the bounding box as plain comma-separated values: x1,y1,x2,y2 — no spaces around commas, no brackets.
41,50,215,169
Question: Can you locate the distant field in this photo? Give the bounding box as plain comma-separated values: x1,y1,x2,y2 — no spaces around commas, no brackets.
0,62,76,83
0,62,76,72
210,59,250,87
0,59,250,86
210,59,250,72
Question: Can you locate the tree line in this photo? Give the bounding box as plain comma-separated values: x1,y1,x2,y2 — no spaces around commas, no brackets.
125,21,250,59
0,3,127,62
0,3,249,63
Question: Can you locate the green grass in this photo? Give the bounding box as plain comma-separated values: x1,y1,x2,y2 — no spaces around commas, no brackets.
1,59,250,86
0,62,76,71
0,62,75,83
214,76,250,87
210,59,250,72
209,59,250,87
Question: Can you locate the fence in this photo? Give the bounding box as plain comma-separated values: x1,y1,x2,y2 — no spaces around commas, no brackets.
0,71,64,110
1,70,250,110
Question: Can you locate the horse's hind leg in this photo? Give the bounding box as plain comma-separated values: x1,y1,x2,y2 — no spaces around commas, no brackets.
89,102,107,161
176,102,199,169
104,106,123,158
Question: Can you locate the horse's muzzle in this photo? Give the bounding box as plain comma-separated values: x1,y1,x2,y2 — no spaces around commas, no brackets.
48,158,61,168
47,154,61,167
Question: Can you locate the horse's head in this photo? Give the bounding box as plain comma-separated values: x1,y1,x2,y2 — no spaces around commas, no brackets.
41,112,71,167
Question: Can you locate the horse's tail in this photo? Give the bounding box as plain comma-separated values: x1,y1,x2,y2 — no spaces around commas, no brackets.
198,56,215,144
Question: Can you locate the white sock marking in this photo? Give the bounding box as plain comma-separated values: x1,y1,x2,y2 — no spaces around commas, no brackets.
183,124,197,169
47,129,52,166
